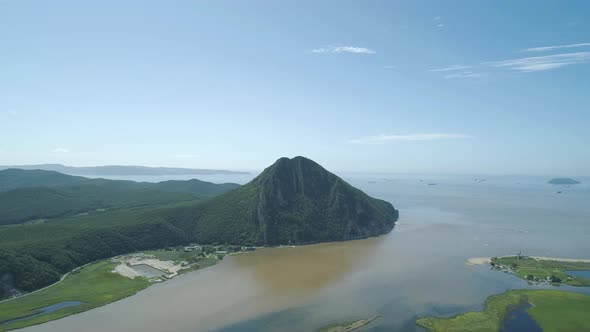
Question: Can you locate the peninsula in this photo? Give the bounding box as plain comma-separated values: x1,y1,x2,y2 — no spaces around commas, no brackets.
468,255,590,286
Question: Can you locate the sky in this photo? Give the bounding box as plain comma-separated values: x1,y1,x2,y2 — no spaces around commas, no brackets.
1,0,589,175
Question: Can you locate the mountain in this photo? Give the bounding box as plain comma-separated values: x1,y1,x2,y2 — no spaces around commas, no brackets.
0,164,249,176
0,157,397,298
171,156,398,245
0,169,240,225
548,178,580,185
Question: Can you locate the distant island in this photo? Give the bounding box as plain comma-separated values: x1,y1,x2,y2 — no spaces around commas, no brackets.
0,164,249,176
548,177,580,185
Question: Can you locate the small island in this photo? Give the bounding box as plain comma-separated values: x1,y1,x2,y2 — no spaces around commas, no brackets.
548,177,580,185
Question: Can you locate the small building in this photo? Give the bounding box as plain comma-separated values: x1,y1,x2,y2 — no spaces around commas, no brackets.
184,245,202,252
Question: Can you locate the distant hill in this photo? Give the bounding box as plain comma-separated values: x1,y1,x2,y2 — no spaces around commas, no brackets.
0,169,88,191
0,164,249,176
548,178,580,185
170,156,399,245
0,169,240,225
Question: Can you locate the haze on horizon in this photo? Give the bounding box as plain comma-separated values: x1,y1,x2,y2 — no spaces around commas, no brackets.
1,1,589,176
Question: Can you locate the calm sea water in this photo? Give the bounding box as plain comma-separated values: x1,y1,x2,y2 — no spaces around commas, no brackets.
20,173,590,332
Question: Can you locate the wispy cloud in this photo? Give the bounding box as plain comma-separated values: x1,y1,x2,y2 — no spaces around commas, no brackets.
384,65,397,69
311,46,376,54
444,71,487,79
489,52,590,72
436,23,445,29
521,43,590,52
430,65,472,72
349,133,472,144
51,148,70,153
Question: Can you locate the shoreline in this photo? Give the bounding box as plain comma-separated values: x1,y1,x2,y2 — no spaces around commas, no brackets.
0,246,247,332
467,256,590,265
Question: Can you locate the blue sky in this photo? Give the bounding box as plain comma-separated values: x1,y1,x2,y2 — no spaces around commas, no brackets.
1,1,589,175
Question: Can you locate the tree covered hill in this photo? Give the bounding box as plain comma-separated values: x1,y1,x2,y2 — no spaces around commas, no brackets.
0,169,88,191
0,169,240,225
0,157,398,299
170,156,398,245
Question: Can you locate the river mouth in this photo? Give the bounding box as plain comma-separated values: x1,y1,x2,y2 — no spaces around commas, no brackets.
0,301,84,326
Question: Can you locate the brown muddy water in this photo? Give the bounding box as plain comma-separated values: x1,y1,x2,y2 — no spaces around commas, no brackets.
20,175,590,332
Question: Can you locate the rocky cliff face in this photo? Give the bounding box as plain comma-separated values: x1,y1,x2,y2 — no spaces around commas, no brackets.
181,156,398,245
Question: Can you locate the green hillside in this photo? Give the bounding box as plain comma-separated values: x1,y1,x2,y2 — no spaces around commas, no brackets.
0,169,88,191
165,156,398,245
0,169,239,225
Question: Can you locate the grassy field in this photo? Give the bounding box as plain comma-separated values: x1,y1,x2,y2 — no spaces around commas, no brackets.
0,247,227,331
319,315,380,332
491,256,590,286
0,260,150,332
416,289,590,332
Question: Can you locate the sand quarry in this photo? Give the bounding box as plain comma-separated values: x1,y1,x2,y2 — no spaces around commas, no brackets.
112,253,188,280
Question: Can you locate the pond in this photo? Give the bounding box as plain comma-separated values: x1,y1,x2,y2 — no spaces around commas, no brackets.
500,302,542,332
131,264,165,278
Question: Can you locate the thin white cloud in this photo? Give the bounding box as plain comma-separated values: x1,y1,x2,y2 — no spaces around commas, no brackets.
436,23,445,29
489,52,590,72
434,16,441,21
312,46,375,54
384,65,397,69
349,133,472,144
51,148,70,153
444,71,487,79
521,43,590,52
430,65,472,72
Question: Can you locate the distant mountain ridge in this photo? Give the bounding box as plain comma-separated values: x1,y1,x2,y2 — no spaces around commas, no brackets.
0,164,249,176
